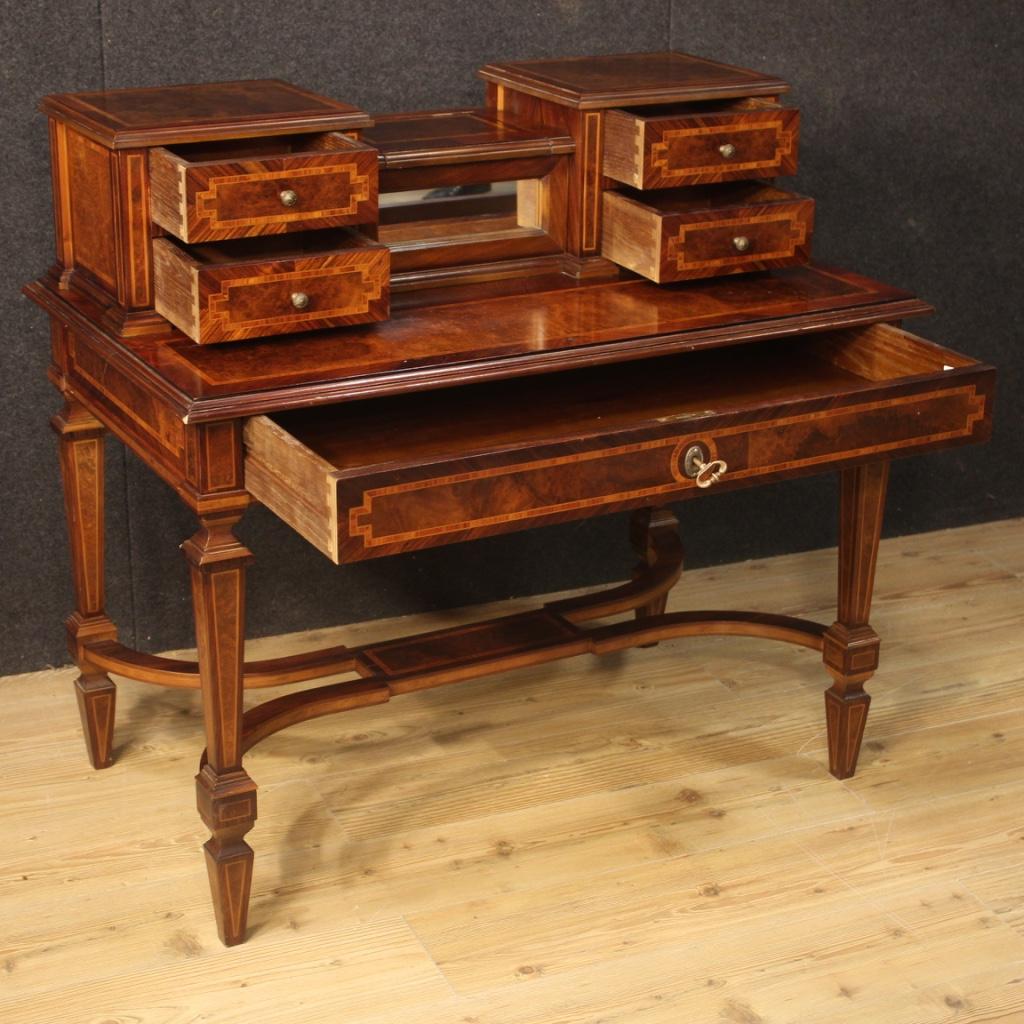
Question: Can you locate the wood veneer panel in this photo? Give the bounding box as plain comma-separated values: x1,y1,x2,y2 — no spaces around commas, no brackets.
26,265,933,422
479,52,789,109
149,132,378,243
40,79,372,149
244,324,992,563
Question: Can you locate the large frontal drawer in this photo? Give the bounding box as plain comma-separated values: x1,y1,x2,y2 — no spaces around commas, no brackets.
243,323,993,564
603,102,799,189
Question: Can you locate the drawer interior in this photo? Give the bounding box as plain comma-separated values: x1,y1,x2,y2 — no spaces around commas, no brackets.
611,181,806,217
613,97,783,121
167,227,380,268
255,324,976,476
157,131,364,165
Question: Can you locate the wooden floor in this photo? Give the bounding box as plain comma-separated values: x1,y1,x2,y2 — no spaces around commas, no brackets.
2,517,1023,1023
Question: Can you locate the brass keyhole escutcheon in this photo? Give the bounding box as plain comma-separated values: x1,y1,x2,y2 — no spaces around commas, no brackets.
732,235,751,253
290,291,310,310
718,142,737,158
682,443,728,489
279,188,299,207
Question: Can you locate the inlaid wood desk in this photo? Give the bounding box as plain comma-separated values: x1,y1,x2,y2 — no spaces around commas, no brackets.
27,53,994,945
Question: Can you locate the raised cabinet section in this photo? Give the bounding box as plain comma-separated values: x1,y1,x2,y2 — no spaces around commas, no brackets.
603,102,799,189
602,182,814,283
149,133,379,243
243,323,992,564
153,229,389,343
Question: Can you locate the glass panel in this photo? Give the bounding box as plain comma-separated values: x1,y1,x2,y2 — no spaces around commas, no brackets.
377,181,543,249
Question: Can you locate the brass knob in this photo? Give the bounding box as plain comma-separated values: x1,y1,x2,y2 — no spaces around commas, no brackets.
290,291,310,310
718,142,737,158
279,188,299,207
732,235,751,253
682,443,728,489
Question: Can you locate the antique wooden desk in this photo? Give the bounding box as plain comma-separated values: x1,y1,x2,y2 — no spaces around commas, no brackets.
27,53,994,945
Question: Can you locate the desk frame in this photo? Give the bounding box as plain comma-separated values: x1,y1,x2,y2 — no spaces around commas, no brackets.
52,376,885,944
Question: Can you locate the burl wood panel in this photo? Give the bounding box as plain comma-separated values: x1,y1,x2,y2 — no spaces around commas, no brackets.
478,52,789,109
40,79,372,149
243,324,992,564
602,183,814,283
153,229,389,343
603,103,799,189
27,264,933,425
149,133,378,243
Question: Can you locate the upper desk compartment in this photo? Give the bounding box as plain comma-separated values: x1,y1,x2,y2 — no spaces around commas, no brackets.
39,79,374,319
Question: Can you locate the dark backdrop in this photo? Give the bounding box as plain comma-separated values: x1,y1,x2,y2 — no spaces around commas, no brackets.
2,1,1021,674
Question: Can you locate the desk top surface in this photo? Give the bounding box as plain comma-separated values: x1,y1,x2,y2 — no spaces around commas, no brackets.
478,51,789,109
29,264,930,424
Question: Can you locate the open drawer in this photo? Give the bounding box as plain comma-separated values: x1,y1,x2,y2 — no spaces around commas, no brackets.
243,323,993,563
603,101,799,189
149,132,378,243
153,228,389,343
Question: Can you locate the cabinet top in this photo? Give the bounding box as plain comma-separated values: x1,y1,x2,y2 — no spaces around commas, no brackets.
478,51,789,109
40,78,372,149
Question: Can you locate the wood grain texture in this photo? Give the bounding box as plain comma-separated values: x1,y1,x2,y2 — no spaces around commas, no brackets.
822,461,890,779
243,324,992,563
603,102,799,189
364,108,574,168
40,78,372,149
602,182,814,283
149,132,378,243
153,229,389,343
3,520,1023,1022
183,512,257,945
479,51,789,109
52,399,119,769
26,265,934,424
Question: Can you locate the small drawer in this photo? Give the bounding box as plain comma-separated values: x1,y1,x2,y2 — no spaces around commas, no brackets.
149,132,378,243
153,229,389,344
603,103,799,189
602,183,814,284
243,323,992,564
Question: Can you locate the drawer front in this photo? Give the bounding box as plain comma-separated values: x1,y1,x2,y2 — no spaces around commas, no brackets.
331,381,986,562
198,253,389,343
604,106,799,189
149,138,378,243
601,189,814,284
153,236,390,344
664,198,813,280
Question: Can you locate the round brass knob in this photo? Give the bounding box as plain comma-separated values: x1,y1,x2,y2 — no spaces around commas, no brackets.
290,291,310,310
279,189,299,207
732,235,751,253
718,142,737,158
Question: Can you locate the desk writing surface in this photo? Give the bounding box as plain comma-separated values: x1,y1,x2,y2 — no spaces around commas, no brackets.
31,264,929,422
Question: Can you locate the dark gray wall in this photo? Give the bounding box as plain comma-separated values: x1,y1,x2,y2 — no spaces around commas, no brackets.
2,1,1020,674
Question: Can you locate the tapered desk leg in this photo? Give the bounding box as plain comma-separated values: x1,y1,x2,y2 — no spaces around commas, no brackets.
52,399,118,769
184,513,257,946
822,462,889,779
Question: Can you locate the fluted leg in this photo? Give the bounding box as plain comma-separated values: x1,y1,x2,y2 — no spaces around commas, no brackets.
184,512,257,946
53,399,118,769
823,462,889,779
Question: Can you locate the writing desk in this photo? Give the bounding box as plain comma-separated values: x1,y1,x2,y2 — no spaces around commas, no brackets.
26,53,994,946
